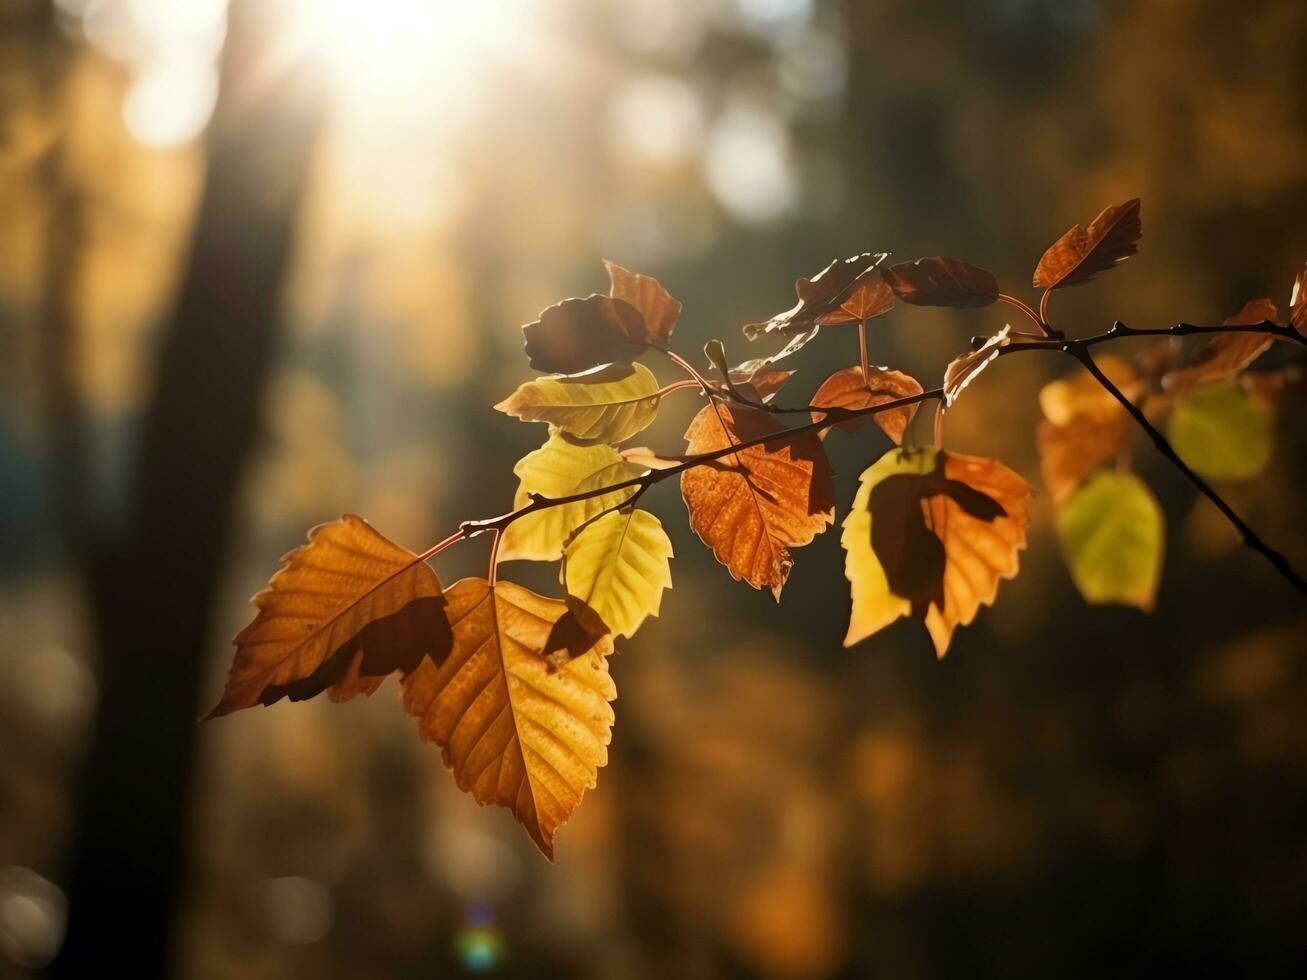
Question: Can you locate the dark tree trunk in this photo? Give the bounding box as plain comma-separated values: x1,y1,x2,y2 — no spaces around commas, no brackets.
51,5,324,976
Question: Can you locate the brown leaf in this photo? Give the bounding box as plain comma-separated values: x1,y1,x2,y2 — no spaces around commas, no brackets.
401,578,615,859
725,368,793,403
943,326,1011,406
881,257,999,309
1037,415,1129,505
522,294,651,373
1032,198,1142,290
743,253,888,339
810,366,924,444
815,279,896,325
209,516,449,718
1162,298,1279,394
681,402,835,599
605,260,682,342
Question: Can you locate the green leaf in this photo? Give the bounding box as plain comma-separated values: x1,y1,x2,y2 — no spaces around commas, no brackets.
494,363,662,444
1168,380,1272,480
1057,471,1164,610
563,509,673,638
498,431,644,563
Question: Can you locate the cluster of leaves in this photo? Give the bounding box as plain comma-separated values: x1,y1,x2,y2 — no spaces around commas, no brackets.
210,202,1307,858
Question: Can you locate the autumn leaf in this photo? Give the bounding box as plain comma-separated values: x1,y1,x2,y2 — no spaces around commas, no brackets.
1057,472,1164,610
842,448,1030,656
498,430,645,562
1162,299,1279,394
605,260,681,342
1168,380,1273,480
733,328,821,375
401,578,615,859
881,257,999,309
1035,354,1135,503
522,294,651,373
209,516,449,718
495,362,663,444
942,325,1011,406
721,368,793,403
563,508,673,638
809,365,924,444
1293,263,1307,336
815,278,896,325
681,402,835,599
743,253,888,340
1032,198,1142,290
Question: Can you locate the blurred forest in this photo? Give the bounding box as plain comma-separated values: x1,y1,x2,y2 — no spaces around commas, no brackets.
2,0,1307,978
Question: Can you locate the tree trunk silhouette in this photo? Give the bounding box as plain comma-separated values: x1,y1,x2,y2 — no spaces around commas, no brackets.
51,4,324,976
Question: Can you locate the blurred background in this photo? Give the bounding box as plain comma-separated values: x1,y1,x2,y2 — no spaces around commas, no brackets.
3,0,1307,977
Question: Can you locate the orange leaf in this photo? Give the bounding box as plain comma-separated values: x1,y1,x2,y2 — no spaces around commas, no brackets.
743,253,888,339
209,516,448,718
810,366,924,444
843,449,1030,656
881,257,999,309
1162,298,1280,394
1032,198,1142,290
815,279,896,324
401,578,615,859
943,326,1011,406
522,294,651,373
1037,415,1129,505
604,260,682,342
681,402,835,599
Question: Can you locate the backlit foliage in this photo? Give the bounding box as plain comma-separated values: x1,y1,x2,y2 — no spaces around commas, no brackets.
212,200,1307,856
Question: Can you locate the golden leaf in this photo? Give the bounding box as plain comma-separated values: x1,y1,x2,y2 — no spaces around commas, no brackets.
881,257,999,308
1037,415,1129,505
1038,354,1138,425
681,402,836,599
498,430,644,562
604,260,681,342
494,362,662,444
563,508,673,638
810,365,924,444
1032,198,1142,290
842,448,1030,656
209,515,448,718
401,578,615,859
1162,298,1279,394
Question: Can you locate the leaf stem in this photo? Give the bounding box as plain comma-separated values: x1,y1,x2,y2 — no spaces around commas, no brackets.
998,293,1052,337
858,318,871,379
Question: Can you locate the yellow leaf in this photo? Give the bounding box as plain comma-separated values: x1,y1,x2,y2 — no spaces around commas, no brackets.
681,402,835,599
498,430,645,562
494,362,662,444
401,578,615,859
843,448,1030,656
209,515,447,718
563,509,673,638
1057,472,1164,610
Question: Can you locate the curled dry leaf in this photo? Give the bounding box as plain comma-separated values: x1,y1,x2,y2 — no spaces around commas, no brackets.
1162,299,1279,395
605,260,681,342
681,402,835,599
881,257,999,309
522,294,651,374
943,325,1011,406
563,508,674,638
498,431,644,562
494,362,663,444
743,252,888,340
401,578,615,859
842,448,1030,656
1032,198,1142,290
209,516,449,718
809,365,924,444
1293,263,1307,336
